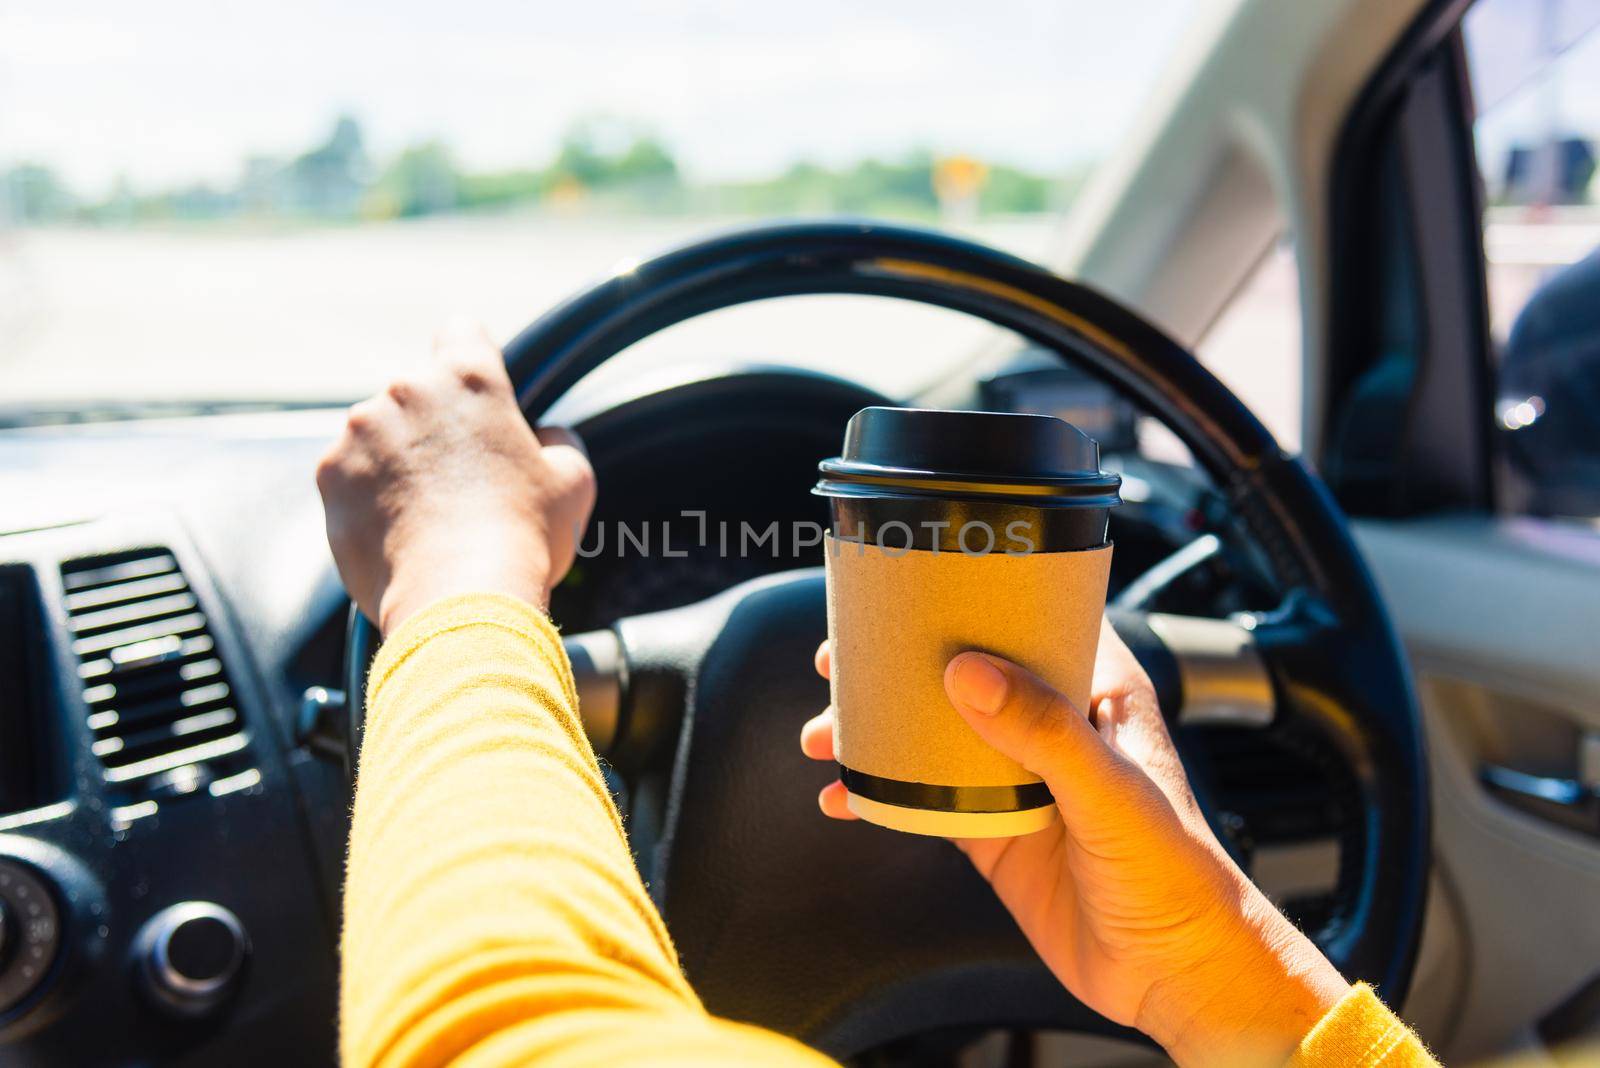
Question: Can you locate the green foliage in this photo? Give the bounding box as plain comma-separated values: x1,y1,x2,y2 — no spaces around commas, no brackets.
707,152,1077,219
10,114,1083,227
371,141,461,218
1,163,76,223
715,153,939,218
715,161,836,214
980,164,1051,214
458,170,543,209
833,153,939,215
546,119,680,192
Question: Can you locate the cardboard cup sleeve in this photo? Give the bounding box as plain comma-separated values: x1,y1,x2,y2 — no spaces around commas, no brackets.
824,534,1113,837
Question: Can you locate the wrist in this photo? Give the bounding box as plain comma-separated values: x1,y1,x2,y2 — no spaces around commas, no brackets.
1137,875,1349,1068
376,540,553,636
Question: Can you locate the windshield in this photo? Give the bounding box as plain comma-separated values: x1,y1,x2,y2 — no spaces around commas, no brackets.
1,1,1199,415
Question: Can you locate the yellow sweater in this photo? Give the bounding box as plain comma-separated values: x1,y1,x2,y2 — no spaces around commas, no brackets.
340,593,1439,1068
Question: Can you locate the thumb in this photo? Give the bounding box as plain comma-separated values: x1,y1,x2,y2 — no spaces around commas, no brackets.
944,652,1128,818
533,426,597,517
535,425,590,466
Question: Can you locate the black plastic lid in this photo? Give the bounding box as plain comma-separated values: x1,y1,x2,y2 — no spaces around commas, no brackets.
814,407,1121,508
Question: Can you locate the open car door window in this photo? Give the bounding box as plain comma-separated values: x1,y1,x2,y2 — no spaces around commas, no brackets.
1327,2,1600,1060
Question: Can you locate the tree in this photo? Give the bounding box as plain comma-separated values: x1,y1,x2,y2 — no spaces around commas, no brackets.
612,136,678,185
372,142,461,217
2,163,75,223
545,119,680,192
833,151,939,215
979,164,1052,214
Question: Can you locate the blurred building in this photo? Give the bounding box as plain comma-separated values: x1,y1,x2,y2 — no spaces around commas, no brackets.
236,115,371,218
281,116,370,216
1502,137,1597,206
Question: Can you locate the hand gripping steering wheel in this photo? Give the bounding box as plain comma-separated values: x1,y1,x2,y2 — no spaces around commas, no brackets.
343,221,1427,1056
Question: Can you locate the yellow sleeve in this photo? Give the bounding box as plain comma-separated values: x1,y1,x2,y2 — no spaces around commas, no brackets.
1288,983,1440,1068
340,592,834,1068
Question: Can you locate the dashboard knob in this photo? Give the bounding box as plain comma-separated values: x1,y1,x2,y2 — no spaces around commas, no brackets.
0,859,63,1018
134,902,248,1017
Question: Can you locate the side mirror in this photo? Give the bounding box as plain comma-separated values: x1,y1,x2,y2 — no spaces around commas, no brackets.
1498,252,1600,518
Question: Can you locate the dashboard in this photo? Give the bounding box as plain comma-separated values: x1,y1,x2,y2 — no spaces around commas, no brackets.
0,362,1353,1065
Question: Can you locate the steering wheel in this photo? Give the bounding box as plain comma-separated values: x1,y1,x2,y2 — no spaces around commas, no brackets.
342,221,1427,1056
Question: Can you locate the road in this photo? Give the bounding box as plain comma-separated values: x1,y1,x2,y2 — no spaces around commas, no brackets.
0,215,1060,408
3,208,1593,459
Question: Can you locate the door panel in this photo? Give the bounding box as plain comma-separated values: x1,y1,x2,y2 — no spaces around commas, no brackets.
1357,516,1600,1062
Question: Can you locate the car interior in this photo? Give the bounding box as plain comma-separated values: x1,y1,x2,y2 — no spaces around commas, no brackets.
2,0,1599,1065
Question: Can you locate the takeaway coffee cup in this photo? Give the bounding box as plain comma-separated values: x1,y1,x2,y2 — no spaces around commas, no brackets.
814,407,1121,837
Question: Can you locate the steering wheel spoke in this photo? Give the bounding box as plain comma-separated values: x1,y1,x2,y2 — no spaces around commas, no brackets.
1112,532,1224,612
571,592,1315,774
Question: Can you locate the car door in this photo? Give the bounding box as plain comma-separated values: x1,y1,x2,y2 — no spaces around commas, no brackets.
1325,6,1600,1063
1046,0,1600,1059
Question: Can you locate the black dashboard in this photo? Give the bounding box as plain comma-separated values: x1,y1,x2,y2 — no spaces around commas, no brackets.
0,362,1349,1065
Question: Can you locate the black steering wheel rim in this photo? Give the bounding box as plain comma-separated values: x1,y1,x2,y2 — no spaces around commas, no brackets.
345,219,1428,1051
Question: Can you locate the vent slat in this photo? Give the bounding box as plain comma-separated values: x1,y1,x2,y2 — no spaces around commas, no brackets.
61,554,177,592
63,571,189,612
100,708,240,765
72,612,206,657
87,685,232,734
76,634,214,680
101,734,249,786
82,660,222,709
61,550,251,803
70,591,198,635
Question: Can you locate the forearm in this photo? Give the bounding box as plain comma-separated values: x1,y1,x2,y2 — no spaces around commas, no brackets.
1139,869,1438,1068
1137,875,1349,1068
338,592,1432,1068
340,593,827,1067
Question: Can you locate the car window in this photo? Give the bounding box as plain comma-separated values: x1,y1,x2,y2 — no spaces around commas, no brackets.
1137,238,1302,468
0,1,1201,417
1464,0,1600,518
1196,241,1302,453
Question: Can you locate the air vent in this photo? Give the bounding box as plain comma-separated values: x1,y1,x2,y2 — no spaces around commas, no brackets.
61,550,251,801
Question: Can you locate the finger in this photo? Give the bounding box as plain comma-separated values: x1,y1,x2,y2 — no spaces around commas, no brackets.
954,823,1067,889
817,779,858,821
534,426,594,486
1092,616,1155,707
432,315,497,357
340,395,394,446
813,640,831,680
1088,618,1173,762
944,652,1137,819
950,834,1007,878
799,709,836,761
533,426,597,516
432,317,512,389
1094,686,1202,829
535,425,588,457
1087,619,1195,810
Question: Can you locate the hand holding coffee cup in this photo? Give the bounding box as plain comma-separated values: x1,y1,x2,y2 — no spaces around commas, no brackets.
801,620,1356,1066
813,407,1120,837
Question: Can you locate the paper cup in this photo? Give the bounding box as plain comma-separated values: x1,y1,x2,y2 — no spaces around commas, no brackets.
815,407,1121,837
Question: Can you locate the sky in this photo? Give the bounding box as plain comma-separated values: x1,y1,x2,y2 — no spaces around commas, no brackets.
0,0,1202,197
